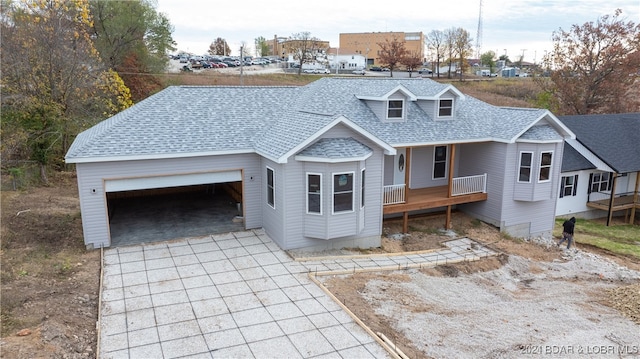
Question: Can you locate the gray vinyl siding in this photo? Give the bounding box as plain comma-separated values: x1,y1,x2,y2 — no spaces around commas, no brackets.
76,154,262,248
416,100,435,117
500,142,564,237
458,142,508,227
261,159,286,249
409,146,455,188
276,124,385,249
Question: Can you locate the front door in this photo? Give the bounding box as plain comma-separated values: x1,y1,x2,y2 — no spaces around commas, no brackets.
393,148,406,185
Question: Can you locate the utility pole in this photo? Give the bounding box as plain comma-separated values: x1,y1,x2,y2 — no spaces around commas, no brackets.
476,0,483,59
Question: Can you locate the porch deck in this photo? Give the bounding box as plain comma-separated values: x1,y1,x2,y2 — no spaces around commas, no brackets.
587,194,640,212
383,185,488,215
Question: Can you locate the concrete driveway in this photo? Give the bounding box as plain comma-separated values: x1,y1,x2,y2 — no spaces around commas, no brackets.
99,229,496,358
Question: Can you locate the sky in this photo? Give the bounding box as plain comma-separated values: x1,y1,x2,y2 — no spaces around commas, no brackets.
156,0,640,63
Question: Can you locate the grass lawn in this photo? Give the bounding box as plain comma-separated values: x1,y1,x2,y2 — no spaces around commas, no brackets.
554,218,640,259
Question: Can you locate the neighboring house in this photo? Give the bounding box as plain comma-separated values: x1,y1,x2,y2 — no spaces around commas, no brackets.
556,113,640,225
65,78,574,250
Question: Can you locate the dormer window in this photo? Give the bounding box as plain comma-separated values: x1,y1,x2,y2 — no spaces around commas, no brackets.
387,100,404,119
438,99,453,117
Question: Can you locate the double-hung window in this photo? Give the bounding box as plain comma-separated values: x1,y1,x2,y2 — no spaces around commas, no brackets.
518,152,533,182
307,173,321,214
266,167,275,208
590,172,611,193
538,151,553,182
387,100,404,119
559,175,578,198
433,145,447,179
333,172,354,213
438,99,453,117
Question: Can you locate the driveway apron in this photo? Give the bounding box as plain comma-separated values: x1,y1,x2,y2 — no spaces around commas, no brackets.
99,229,496,358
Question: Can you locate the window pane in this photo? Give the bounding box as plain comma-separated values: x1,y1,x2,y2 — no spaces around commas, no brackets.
435,146,447,161
267,188,274,206
308,194,320,213
541,152,552,166
564,186,573,196
521,153,532,166
434,162,446,178
519,168,531,182
334,193,353,212
308,175,320,192
539,167,550,181
333,173,353,191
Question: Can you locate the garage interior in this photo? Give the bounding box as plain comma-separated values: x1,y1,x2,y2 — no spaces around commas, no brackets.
107,182,244,247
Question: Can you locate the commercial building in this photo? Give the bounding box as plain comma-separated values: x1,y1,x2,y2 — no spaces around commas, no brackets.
339,32,425,66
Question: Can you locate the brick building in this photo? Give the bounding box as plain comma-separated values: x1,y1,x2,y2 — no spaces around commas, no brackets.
339,32,425,66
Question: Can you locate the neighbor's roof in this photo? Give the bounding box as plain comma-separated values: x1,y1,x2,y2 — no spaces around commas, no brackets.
559,113,640,173
66,78,568,164
561,143,596,172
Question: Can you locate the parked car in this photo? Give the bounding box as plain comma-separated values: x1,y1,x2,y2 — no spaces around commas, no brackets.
179,57,188,63
352,69,366,75
302,69,315,73
201,62,212,69
382,67,390,72
418,68,433,75
369,66,382,71
314,68,330,74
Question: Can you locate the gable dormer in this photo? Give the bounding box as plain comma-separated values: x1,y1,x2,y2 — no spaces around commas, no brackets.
356,85,416,123
415,86,465,121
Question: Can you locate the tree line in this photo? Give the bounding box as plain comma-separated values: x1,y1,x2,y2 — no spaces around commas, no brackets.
2,3,638,185
1,0,176,183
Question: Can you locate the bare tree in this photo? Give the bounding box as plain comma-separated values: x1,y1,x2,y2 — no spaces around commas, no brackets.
540,9,640,114
426,30,445,78
377,35,409,77
401,51,423,77
453,27,473,80
209,37,231,56
443,27,457,79
286,32,326,75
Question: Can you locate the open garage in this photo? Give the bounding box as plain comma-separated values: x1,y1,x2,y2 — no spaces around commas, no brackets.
105,171,244,246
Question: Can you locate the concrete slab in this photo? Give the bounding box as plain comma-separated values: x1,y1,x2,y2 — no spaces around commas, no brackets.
99,231,497,358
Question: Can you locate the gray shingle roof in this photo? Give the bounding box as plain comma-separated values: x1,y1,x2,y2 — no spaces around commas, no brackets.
559,113,640,173
561,143,596,172
519,125,564,142
66,78,560,163
296,137,372,160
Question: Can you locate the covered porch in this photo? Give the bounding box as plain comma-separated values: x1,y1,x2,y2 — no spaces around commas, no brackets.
382,145,488,232
587,171,640,225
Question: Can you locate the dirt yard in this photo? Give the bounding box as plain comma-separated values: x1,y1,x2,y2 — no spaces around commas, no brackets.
320,214,640,358
1,174,639,358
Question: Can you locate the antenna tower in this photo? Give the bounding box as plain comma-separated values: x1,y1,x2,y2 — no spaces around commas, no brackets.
476,0,483,59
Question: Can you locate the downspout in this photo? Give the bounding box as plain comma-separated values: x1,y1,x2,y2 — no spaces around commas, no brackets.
606,172,618,226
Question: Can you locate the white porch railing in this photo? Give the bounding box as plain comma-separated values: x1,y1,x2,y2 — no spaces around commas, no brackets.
383,184,406,205
452,173,487,196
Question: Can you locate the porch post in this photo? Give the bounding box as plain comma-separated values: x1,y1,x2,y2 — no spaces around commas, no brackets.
445,144,456,229
402,148,411,233
447,144,456,198
403,211,409,233
606,173,618,226
631,171,640,224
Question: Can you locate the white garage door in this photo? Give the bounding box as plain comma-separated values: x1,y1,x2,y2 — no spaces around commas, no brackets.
105,171,242,192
